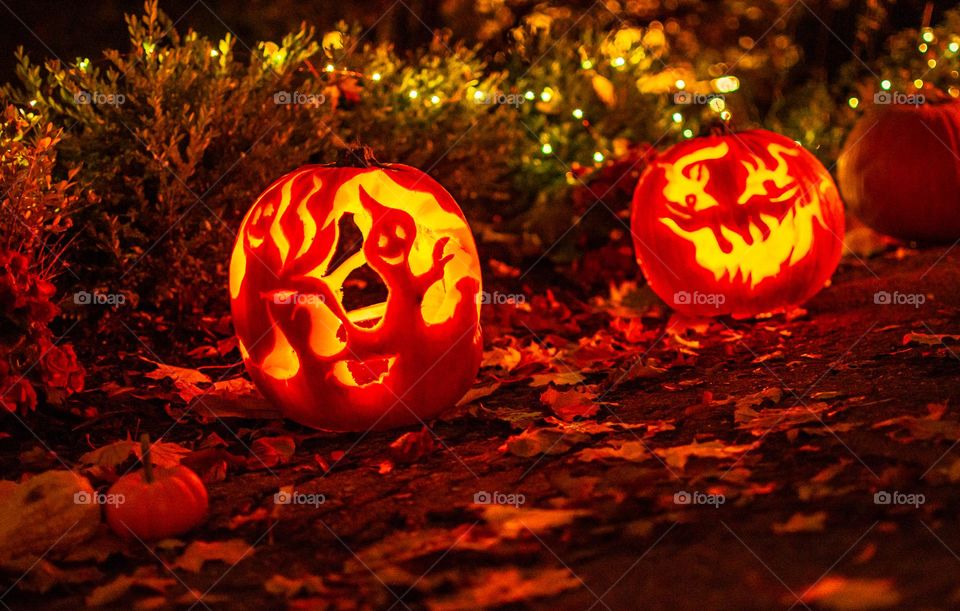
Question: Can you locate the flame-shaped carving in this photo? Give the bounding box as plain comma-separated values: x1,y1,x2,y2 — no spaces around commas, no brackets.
230,165,482,431
631,130,844,317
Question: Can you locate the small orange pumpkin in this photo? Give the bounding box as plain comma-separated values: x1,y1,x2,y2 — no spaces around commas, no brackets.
631,129,844,317
105,436,208,540
230,152,482,431
838,99,960,242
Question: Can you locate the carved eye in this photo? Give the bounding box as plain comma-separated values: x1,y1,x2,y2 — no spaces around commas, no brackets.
685,194,697,207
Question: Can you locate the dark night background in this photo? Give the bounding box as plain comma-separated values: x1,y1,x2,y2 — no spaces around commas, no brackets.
0,0,947,82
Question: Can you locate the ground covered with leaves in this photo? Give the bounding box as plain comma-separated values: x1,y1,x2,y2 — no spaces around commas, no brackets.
2,244,960,610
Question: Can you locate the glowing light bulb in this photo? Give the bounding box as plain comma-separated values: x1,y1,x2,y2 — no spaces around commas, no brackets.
473,90,485,101
675,79,686,90
210,49,219,58
928,59,937,69
524,90,535,100
430,95,440,104
409,90,418,99
593,151,604,163
919,43,928,53
581,59,593,70
711,76,740,93
922,30,935,43
708,97,726,112
880,79,891,91
325,64,335,72
612,56,626,67
914,78,924,89
848,97,859,109
682,128,693,138
541,143,553,155
720,110,731,121
540,90,553,102
950,42,960,53
572,108,584,119
371,72,382,81
672,112,682,123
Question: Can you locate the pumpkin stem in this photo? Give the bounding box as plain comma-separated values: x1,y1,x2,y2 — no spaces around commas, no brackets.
140,433,154,484
704,119,733,138
333,143,387,168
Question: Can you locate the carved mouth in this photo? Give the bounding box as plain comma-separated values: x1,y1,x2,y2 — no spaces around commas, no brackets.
664,186,804,253
659,185,825,289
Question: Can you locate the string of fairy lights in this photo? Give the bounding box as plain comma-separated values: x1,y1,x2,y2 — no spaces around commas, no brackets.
317,52,743,171
20,21,960,174
847,26,960,110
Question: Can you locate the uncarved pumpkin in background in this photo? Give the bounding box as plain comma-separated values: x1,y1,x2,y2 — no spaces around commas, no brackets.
631,129,845,318
837,100,960,243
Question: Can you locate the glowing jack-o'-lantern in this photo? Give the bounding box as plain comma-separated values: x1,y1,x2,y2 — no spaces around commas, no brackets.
230,155,482,431
630,129,844,317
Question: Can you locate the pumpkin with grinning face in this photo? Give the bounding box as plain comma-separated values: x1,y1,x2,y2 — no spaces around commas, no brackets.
230,162,482,431
630,129,844,317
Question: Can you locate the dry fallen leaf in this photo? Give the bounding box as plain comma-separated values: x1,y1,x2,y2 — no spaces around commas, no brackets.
772,511,827,534
540,386,599,421
796,576,901,609
85,567,176,606
480,505,589,539
264,573,330,598
428,567,580,610
500,427,589,457
576,440,650,463
902,332,960,346
874,403,960,441
655,440,757,470
79,438,191,470
389,427,437,463
172,539,253,573
248,436,296,469
528,371,586,387
456,381,502,407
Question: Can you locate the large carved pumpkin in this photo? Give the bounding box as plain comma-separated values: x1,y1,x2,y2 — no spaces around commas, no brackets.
838,99,960,242
230,158,482,431
630,129,844,318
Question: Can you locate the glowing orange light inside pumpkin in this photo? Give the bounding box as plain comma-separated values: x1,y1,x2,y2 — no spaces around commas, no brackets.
630,129,844,317
230,164,483,431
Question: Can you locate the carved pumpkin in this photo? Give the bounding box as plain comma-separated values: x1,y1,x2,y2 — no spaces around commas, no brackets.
230,157,482,431
630,129,844,317
838,100,960,242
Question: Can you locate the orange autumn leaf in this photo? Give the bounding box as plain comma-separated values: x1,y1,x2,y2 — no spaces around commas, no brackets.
796,576,901,609
539,386,599,421
772,511,827,534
